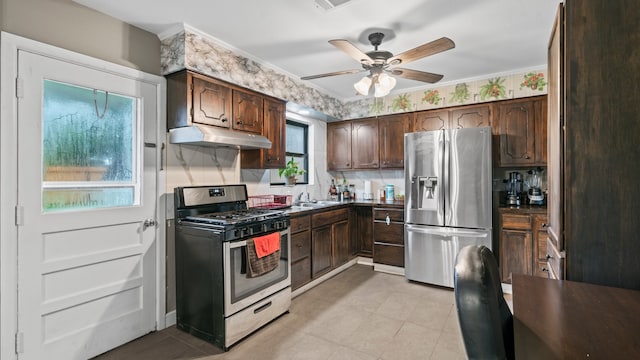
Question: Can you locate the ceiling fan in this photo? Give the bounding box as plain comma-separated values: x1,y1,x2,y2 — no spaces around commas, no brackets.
301,32,455,97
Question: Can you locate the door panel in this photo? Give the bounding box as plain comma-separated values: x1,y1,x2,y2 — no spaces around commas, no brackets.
446,127,493,229
405,225,492,288
17,50,158,360
405,130,445,226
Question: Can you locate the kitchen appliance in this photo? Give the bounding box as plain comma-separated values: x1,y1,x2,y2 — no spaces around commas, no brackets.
404,127,493,288
174,185,291,350
527,167,545,205
506,171,524,206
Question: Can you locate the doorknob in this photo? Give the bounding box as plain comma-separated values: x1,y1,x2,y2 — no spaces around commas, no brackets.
143,218,157,230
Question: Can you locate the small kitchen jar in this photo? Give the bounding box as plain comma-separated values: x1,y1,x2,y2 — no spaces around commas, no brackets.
385,185,395,202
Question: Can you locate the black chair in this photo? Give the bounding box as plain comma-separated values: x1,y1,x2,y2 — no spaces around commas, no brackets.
453,245,514,360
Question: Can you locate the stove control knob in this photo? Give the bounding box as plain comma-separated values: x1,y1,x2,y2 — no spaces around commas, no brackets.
234,229,241,237
262,223,268,232
270,222,276,229
242,227,249,236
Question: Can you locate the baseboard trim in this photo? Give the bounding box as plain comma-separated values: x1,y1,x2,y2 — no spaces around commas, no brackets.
164,310,176,328
373,263,405,276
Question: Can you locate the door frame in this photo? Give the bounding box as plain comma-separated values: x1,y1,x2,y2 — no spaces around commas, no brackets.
0,32,167,360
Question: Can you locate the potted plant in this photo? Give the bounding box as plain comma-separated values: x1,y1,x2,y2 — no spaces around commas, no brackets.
278,157,306,186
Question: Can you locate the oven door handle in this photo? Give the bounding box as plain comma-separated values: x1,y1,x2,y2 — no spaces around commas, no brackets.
228,240,248,249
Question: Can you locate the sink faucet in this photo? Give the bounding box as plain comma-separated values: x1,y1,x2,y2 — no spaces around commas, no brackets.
297,192,310,203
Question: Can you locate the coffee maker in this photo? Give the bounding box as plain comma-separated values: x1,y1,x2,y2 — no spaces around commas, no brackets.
506,171,523,206
527,167,545,205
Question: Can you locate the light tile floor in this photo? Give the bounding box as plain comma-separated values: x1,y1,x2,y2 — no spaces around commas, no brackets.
94,265,466,359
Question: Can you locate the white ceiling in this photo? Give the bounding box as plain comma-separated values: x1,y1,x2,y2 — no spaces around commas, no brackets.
75,0,560,101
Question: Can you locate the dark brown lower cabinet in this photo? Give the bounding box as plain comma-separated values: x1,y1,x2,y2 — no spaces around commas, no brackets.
290,214,311,289
356,206,373,257
332,220,350,267
500,230,533,283
372,207,405,267
311,225,332,277
499,210,548,283
310,207,349,278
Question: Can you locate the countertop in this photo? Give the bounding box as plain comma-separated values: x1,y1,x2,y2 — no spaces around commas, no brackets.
283,199,404,215
498,204,547,214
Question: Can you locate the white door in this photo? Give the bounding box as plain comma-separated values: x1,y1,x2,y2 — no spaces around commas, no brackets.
16,50,158,360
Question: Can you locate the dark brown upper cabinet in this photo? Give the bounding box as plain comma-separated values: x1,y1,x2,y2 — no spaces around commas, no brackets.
496,96,547,167
232,89,263,134
379,114,410,169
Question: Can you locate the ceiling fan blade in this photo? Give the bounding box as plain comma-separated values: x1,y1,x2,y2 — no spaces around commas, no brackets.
328,39,374,65
391,68,444,83
301,69,364,80
388,37,455,66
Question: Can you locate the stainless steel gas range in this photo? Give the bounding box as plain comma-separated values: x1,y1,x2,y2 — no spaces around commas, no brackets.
174,185,291,350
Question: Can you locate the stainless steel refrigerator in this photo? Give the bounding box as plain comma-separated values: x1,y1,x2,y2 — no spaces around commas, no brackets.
404,127,492,288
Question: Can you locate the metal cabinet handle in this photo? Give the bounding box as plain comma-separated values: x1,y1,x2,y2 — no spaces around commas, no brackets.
546,254,553,260
237,120,243,125
542,223,548,228
385,215,391,225
525,155,531,159
221,117,228,122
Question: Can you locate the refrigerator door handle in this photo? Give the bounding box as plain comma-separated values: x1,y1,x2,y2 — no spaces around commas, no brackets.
443,131,451,225
405,224,490,238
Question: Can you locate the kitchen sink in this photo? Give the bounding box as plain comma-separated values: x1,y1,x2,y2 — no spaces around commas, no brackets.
314,200,342,205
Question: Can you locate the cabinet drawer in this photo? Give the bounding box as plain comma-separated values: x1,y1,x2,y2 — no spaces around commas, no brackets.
373,222,404,245
291,230,310,261
312,208,348,228
290,215,310,234
291,258,311,290
373,243,404,267
533,215,548,231
536,230,549,260
546,238,565,280
501,214,532,230
373,208,404,222
535,260,549,278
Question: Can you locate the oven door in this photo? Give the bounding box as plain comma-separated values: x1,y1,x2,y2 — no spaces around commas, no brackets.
223,229,291,316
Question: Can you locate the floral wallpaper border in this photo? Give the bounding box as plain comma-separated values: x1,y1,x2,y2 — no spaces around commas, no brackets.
343,71,548,119
160,26,548,122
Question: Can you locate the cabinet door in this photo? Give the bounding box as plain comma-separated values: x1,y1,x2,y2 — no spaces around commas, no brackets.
332,220,350,268
500,230,533,283
497,99,536,166
356,207,373,257
311,225,332,277
327,122,352,170
351,119,379,169
450,104,491,129
379,114,410,168
534,97,548,166
191,74,231,128
263,98,286,168
414,110,448,131
232,89,263,134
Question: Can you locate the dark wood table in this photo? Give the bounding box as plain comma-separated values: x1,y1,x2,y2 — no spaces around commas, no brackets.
512,274,640,359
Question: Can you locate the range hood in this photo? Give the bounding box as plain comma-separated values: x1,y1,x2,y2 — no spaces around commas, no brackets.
169,125,272,149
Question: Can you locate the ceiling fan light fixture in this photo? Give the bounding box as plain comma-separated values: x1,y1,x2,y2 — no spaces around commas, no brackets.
354,76,372,96
373,73,396,97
